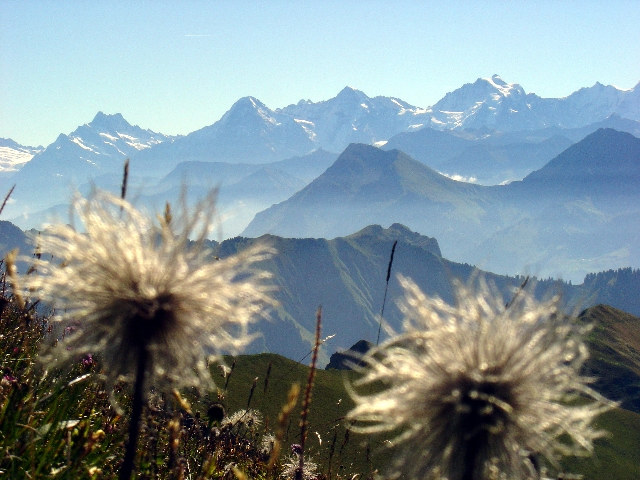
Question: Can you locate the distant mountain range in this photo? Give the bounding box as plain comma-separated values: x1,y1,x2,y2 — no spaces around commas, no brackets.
427,75,640,131
4,75,638,180
1,75,639,280
2,112,173,216
243,128,640,281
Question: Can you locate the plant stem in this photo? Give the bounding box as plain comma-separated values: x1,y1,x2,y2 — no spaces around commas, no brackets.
298,306,322,478
376,240,397,345
461,437,481,480
119,347,149,480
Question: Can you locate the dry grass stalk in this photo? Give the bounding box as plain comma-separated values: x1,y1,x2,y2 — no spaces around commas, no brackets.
264,361,273,394
268,383,300,469
377,240,397,345
247,376,259,408
0,184,15,217
120,159,129,201
164,201,173,227
297,306,322,479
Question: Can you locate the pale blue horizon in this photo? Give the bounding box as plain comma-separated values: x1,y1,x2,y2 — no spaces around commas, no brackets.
2,0,639,147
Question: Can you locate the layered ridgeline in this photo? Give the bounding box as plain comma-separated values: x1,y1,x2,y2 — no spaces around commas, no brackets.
244,128,640,282
209,224,640,367
2,75,639,229
1,113,174,221
2,76,638,280
2,218,638,367
0,109,338,236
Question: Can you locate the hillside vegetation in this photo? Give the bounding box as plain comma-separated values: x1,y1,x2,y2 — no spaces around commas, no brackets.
2,269,639,480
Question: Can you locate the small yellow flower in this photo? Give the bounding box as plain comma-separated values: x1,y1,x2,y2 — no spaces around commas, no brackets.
88,466,102,476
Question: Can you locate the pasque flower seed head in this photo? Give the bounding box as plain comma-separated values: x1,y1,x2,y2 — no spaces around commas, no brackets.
23,190,275,400
347,275,611,480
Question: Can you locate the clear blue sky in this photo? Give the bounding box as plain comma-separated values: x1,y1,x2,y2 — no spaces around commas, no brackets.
2,0,639,147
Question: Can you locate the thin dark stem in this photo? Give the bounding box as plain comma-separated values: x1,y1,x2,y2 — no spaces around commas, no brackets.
461,435,483,480
119,347,149,480
0,184,15,217
120,159,130,201
461,449,477,480
505,275,529,310
298,306,322,477
377,240,397,345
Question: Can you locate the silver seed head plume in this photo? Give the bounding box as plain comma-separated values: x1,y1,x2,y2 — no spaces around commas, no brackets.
23,190,275,403
281,455,318,480
222,408,263,434
347,275,611,480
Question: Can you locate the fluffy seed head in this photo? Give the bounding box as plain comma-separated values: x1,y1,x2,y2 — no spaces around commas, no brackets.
280,455,318,480
23,190,275,399
347,275,611,480
260,433,277,456
221,408,263,434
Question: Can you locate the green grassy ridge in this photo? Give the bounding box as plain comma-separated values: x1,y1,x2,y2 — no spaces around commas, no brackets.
215,351,640,480
209,353,386,476
560,407,640,479
580,304,640,412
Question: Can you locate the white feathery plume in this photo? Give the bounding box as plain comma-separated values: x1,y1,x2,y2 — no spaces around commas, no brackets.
23,189,275,398
347,275,611,480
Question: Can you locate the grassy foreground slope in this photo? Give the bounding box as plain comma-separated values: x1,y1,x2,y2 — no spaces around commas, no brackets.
211,353,386,477
2,247,638,480
219,351,640,480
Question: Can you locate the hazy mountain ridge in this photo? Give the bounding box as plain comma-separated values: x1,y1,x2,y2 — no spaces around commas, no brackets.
382,128,576,185
243,129,640,282
382,115,640,185
212,222,528,363
2,218,638,367
207,224,640,365
520,129,640,190
0,112,174,218
2,75,638,248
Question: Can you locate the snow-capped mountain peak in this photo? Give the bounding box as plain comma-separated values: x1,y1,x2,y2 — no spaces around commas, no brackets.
64,112,171,158
0,112,174,219
426,75,640,130
12,112,170,185
483,74,524,97
218,96,281,126
335,85,368,101
89,111,130,130
0,138,43,174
